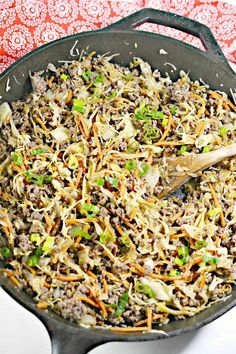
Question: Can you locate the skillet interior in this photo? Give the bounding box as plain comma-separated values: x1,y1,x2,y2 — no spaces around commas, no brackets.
0,18,236,353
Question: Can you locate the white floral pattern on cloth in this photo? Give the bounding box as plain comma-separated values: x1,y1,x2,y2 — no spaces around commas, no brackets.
0,0,235,74
15,0,47,27
48,0,79,25
34,22,66,47
2,24,34,57
0,7,16,28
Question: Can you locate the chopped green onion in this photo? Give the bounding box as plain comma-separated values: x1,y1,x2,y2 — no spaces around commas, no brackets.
12,152,23,166
106,91,117,100
123,73,133,81
1,246,11,259
105,176,119,188
30,148,48,155
68,155,79,170
61,73,68,81
127,140,139,152
42,236,54,252
71,99,86,113
169,270,181,277
74,229,93,240
28,254,38,267
138,163,150,177
30,233,41,244
96,178,105,187
93,74,105,85
174,257,185,267
25,172,53,186
99,229,115,244
81,203,100,217
208,207,221,218
143,125,160,143
106,303,117,309
135,103,164,121
115,292,129,317
219,126,228,137
35,248,43,257
124,160,136,171
195,240,207,249
161,117,168,127
82,69,91,82
154,111,165,119
135,283,155,298
203,254,219,265
202,146,211,153
170,106,177,115
180,145,187,154
121,234,130,246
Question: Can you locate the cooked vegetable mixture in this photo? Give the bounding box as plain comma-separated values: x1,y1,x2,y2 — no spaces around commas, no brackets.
0,53,235,331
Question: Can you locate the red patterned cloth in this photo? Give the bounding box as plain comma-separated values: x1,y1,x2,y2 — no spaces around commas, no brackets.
0,0,235,73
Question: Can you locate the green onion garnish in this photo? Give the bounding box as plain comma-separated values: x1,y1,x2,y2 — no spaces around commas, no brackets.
61,74,68,81
169,270,181,277
1,246,11,259
195,240,207,249
123,73,133,81
124,160,136,171
82,69,91,82
93,74,105,85
27,254,39,267
208,207,221,218
30,233,41,244
115,292,129,317
42,236,54,252
161,117,168,127
135,283,155,298
175,246,189,266
180,145,187,154
138,163,150,177
121,234,130,246
106,91,117,100
99,229,115,244
219,126,228,137
105,176,119,188
170,106,177,115
12,152,23,166
30,148,48,155
203,254,219,265
71,99,86,113
81,203,100,217
174,257,185,267
96,178,105,187
25,172,53,186
202,146,211,153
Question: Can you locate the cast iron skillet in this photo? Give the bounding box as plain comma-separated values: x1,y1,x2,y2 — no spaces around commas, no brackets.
0,8,235,354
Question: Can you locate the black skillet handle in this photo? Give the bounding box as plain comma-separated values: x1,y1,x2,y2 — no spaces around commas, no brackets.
41,314,109,354
104,8,233,72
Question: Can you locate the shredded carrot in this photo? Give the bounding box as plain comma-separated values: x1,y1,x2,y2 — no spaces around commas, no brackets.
103,270,123,283
66,218,98,225
47,76,54,88
54,275,80,281
222,102,230,111
199,274,206,288
154,141,188,146
158,113,173,142
208,90,222,100
110,326,149,332
208,182,226,228
87,270,97,280
36,302,48,309
78,114,90,139
169,211,183,223
184,256,203,270
44,213,53,234
78,296,100,308
147,150,154,165
90,291,107,317
43,281,51,288
102,274,108,295
85,51,96,60
92,123,101,154
130,263,145,275
170,232,186,239
75,168,83,189
146,308,152,330
149,272,192,281
65,89,72,104
12,164,22,173
190,93,206,118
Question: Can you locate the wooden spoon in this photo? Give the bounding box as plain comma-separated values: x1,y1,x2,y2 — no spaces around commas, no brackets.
158,143,236,198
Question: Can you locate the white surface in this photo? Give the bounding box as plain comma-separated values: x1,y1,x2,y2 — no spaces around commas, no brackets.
0,2,236,354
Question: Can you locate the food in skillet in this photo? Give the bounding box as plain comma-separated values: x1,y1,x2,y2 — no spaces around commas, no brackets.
0,53,235,331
